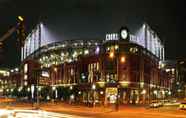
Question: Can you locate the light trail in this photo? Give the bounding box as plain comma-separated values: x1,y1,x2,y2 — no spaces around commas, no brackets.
0,109,91,118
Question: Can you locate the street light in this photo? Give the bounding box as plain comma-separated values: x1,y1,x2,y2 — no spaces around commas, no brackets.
18,16,24,22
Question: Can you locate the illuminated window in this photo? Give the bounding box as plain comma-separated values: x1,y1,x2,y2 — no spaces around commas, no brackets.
24,75,28,80
84,49,89,55
129,47,138,53
165,69,170,72
114,45,119,50
24,63,28,74
24,81,28,86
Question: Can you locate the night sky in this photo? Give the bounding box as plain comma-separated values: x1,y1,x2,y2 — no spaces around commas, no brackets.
0,0,185,68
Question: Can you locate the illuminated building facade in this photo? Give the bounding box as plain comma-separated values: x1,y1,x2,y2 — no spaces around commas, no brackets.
0,68,21,96
17,24,171,105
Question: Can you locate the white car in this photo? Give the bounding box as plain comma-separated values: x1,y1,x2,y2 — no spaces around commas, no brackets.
149,102,162,108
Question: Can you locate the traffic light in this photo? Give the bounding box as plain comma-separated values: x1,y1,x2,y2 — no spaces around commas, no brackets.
17,16,26,47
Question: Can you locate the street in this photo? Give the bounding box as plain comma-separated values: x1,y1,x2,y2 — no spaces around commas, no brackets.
0,102,186,118
0,109,90,118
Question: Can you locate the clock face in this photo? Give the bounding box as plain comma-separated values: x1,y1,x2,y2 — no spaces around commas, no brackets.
121,29,128,39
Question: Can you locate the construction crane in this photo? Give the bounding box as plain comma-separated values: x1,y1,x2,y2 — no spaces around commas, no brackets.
0,16,26,48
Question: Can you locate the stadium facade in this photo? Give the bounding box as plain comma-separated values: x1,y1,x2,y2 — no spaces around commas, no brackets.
1,23,171,105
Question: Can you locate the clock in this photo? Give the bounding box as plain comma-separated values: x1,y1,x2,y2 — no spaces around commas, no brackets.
120,29,128,39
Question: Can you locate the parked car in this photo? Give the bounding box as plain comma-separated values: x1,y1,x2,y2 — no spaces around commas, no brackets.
179,102,186,110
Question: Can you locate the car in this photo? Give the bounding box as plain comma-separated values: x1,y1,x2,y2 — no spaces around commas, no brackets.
179,102,186,110
149,102,162,108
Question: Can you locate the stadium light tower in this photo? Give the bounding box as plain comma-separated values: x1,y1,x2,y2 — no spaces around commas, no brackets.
18,16,24,22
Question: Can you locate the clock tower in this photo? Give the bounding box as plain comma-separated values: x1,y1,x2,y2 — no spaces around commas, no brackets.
119,27,129,41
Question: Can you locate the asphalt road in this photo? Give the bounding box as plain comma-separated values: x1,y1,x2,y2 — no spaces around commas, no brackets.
0,103,186,118
0,109,90,118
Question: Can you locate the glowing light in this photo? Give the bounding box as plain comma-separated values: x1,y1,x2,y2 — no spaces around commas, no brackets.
54,67,57,72
162,90,165,95
27,87,30,92
62,44,66,47
70,94,74,100
47,96,50,100
109,51,114,58
95,47,100,54
97,81,105,88
120,56,126,63
18,16,24,21
38,87,42,91
61,52,64,56
55,90,58,98
88,42,91,45
84,50,89,55
141,89,146,94
74,43,78,46
31,85,35,99
0,70,10,76
18,87,22,92
15,68,19,72
153,90,158,95
140,82,144,88
52,86,56,91
115,45,119,50
92,84,96,90
41,71,49,77
78,91,81,95
67,58,72,63
119,81,130,87
24,64,28,73
166,69,170,72
69,86,73,90
72,51,77,58
24,81,28,86
100,91,104,95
